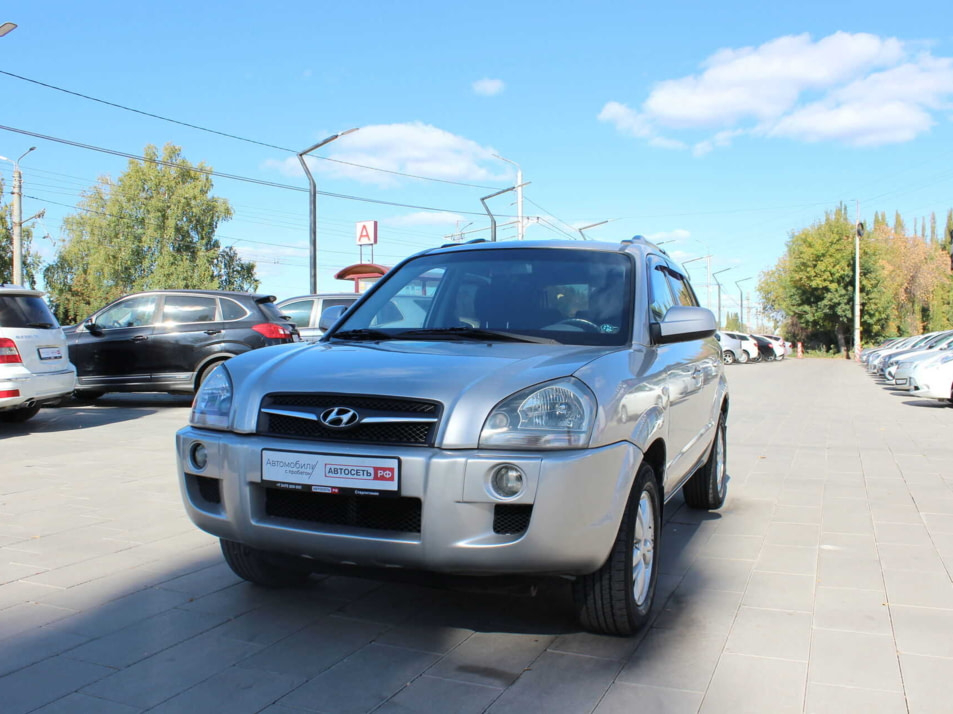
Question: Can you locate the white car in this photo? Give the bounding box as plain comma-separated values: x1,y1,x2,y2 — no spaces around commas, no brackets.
909,352,953,403
0,285,76,422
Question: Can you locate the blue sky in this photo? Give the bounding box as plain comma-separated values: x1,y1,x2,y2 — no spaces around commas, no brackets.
3,1,953,319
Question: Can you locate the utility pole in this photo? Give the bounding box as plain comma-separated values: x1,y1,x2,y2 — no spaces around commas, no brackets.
297,128,359,294
712,267,734,328
493,155,524,240
735,277,752,331
480,182,529,242
854,200,862,362
0,147,36,286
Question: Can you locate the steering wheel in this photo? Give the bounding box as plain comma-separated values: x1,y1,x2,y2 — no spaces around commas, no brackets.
110,320,125,328
552,318,600,332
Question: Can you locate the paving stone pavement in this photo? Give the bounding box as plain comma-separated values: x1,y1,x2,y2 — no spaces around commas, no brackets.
1,359,951,713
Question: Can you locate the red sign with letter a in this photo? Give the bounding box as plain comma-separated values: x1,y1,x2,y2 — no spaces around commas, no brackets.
356,220,378,246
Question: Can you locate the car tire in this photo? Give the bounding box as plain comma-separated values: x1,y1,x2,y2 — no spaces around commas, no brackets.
572,462,660,636
683,412,727,510
220,539,312,588
73,390,104,401
0,404,41,422
723,350,735,365
737,350,749,364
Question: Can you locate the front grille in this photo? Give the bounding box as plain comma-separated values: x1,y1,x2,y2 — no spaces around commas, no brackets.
264,487,422,533
493,504,533,535
258,393,441,446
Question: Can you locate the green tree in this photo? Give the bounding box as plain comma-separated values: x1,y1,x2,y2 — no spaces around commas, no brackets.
724,312,743,332
893,211,906,237
44,144,257,323
759,205,892,355
930,212,937,243
0,177,44,287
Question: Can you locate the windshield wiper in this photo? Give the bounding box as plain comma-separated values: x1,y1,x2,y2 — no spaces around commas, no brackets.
331,328,397,341
26,322,55,329
399,327,557,344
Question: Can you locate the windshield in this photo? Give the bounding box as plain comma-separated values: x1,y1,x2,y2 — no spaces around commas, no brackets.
0,295,60,329
331,247,634,346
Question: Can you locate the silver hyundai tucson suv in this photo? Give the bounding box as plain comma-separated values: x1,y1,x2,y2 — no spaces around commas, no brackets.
176,237,729,635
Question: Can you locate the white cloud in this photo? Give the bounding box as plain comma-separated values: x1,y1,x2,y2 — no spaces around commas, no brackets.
473,78,505,96
263,122,503,187
600,32,953,154
384,211,466,227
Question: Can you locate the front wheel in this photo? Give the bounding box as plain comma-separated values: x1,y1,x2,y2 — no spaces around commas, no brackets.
723,350,735,365
220,539,312,587
573,462,661,636
683,412,728,509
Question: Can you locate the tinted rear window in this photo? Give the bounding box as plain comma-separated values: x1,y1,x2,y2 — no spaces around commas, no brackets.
0,295,60,328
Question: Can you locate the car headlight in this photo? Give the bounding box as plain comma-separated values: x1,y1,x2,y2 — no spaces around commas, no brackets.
190,365,233,430
480,378,595,450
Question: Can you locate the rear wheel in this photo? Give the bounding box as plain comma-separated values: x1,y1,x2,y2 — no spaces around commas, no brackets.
220,539,312,587
723,350,735,365
0,404,41,422
195,359,228,391
573,462,660,636
683,412,728,509
737,350,749,364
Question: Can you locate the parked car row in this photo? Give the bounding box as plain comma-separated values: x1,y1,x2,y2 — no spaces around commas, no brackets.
863,330,953,404
715,331,790,365
0,285,301,422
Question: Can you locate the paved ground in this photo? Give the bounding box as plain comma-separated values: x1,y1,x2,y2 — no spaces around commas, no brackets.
1,358,952,713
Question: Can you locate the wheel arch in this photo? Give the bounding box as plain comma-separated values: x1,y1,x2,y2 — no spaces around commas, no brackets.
193,353,236,390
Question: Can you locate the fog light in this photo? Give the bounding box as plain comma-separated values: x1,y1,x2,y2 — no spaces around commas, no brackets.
490,464,524,499
190,442,208,471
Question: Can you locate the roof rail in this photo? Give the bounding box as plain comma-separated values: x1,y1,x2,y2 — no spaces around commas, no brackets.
439,237,488,249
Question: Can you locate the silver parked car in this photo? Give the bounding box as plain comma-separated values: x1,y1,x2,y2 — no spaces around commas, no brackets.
175,237,729,635
276,293,359,342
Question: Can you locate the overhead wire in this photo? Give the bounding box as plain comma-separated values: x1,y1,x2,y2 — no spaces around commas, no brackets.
0,69,505,190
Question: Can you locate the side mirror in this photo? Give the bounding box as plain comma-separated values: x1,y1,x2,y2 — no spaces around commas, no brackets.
653,306,717,344
318,305,348,332
83,319,101,334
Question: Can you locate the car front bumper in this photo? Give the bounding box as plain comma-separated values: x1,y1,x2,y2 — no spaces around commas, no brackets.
175,426,644,577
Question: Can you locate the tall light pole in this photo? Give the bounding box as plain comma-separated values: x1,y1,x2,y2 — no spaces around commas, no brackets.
492,154,524,240
682,255,711,308
297,128,359,293
0,146,36,286
712,267,734,328
480,181,529,242
735,277,752,331
854,200,863,362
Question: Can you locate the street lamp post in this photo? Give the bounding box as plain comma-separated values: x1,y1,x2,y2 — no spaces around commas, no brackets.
0,146,37,285
712,267,735,328
480,182,529,242
735,277,752,331
297,128,359,294
492,155,524,240
577,220,610,240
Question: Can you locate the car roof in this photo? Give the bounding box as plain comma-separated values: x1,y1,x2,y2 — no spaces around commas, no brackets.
277,293,359,302
115,289,275,300
421,236,665,259
0,284,45,297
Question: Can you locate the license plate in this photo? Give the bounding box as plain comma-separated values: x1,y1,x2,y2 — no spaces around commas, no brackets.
38,347,63,360
261,449,399,496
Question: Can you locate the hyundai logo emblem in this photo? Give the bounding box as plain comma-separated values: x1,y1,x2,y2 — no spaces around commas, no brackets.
319,407,360,429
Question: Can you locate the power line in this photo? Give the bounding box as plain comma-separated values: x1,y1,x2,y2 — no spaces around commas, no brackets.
0,124,513,218
0,69,504,190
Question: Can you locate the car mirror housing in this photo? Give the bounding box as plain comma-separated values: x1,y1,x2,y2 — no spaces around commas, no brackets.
83,319,101,333
653,306,717,344
318,305,348,332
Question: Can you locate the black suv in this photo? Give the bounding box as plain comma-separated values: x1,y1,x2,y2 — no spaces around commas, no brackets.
67,290,298,398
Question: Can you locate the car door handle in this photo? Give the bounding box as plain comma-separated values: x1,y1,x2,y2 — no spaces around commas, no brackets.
132,335,148,342
204,329,222,335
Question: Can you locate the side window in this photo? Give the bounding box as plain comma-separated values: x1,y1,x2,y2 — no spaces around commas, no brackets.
220,298,248,321
96,296,157,329
160,296,217,324
322,298,357,312
279,299,315,328
667,269,699,307
648,264,676,322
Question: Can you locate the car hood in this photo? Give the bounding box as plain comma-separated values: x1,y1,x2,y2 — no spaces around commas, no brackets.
225,340,617,445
